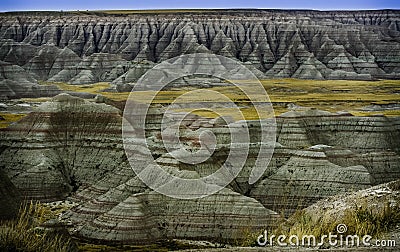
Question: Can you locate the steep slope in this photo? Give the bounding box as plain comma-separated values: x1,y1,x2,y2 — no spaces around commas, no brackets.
0,60,61,98
0,9,398,88
0,169,21,220
1,97,399,244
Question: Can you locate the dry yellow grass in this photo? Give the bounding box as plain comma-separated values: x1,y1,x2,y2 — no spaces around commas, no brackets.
172,108,268,121
101,91,134,101
0,113,27,128
350,110,400,117
273,198,400,243
0,202,73,251
35,79,400,118
261,78,400,117
40,81,111,94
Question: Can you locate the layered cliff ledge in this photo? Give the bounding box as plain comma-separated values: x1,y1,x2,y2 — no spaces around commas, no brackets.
0,94,281,244
0,9,399,248
1,94,399,244
0,10,399,97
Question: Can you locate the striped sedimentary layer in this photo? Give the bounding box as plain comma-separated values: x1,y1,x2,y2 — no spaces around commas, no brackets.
1,96,400,244
0,93,130,201
68,188,279,244
0,95,280,244
0,10,400,98
248,110,400,216
0,169,21,219
67,106,400,244
249,149,373,217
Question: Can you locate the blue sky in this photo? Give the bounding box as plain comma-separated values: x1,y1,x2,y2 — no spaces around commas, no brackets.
0,0,399,12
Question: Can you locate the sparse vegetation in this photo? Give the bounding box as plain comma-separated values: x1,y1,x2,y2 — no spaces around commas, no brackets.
34,79,400,119
346,201,400,236
261,78,400,117
350,110,400,117
232,226,264,247
0,202,74,252
388,180,400,191
39,81,111,94
100,91,131,101
274,198,400,243
0,113,27,128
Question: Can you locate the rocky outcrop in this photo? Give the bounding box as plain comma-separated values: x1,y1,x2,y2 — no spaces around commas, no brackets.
22,43,82,80
142,108,400,217
281,179,400,241
0,60,61,99
0,9,399,89
1,94,399,244
69,188,279,244
0,169,21,219
250,149,373,217
67,106,400,243
249,109,400,216
49,53,126,84
0,93,127,201
0,95,281,244
0,9,399,246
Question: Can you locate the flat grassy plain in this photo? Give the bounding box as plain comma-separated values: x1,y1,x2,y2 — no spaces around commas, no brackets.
0,113,26,128
1,79,398,127
262,78,400,116
113,78,399,119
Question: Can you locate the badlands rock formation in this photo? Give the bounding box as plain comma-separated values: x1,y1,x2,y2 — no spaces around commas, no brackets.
0,94,280,244
251,110,400,216
0,9,399,246
281,179,400,242
0,169,21,219
1,94,399,244
0,60,61,99
0,94,125,201
0,9,399,95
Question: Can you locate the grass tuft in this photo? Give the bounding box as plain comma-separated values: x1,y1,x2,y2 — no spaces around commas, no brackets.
345,201,400,237
232,227,264,247
0,201,74,252
274,198,400,243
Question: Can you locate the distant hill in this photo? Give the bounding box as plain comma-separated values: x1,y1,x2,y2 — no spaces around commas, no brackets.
0,9,399,88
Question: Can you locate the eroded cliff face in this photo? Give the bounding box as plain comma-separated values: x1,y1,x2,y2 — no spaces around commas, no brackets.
0,10,399,97
0,10,400,246
0,94,281,244
1,95,399,244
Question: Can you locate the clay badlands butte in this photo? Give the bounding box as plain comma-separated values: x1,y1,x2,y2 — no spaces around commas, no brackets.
0,9,400,251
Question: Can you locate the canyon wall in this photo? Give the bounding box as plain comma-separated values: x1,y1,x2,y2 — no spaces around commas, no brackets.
0,10,400,97
1,95,399,243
